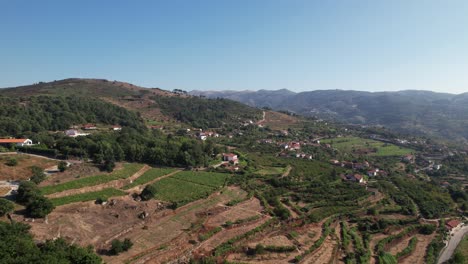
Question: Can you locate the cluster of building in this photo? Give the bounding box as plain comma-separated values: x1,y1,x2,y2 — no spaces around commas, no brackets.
330,159,387,177
65,124,122,138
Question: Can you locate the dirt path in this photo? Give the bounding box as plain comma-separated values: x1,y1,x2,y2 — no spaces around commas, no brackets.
46,165,151,198
301,236,338,264
401,234,435,264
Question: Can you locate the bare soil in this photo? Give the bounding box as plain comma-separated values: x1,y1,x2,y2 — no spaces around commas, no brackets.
0,154,58,181
40,163,106,186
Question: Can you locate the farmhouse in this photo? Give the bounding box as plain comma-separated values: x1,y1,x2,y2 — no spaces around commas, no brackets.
65,129,89,137
341,173,364,183
0,138,34,147
445,219,461,231
111,125,122,131
223,153,238,163
82,123,97,130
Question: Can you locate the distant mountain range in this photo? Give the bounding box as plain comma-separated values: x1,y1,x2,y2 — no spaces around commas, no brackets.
190,89,468,142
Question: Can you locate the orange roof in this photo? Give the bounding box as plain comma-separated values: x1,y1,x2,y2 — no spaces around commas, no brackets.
446,220,461,229
0,138,28,143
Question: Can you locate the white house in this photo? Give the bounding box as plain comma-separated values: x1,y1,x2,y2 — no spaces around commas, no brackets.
0,138,34,147
65,129,89,138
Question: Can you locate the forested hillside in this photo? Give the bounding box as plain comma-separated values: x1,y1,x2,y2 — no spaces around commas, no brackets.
191,89,468,142
0,79,262,130
0,96,145,137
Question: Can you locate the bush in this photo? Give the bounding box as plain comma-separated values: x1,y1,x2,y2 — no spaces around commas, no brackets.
140,185,158,201
5,158,17,166
0,198,14,216
110,238,133,255
58,161,67,172
419,224,436,235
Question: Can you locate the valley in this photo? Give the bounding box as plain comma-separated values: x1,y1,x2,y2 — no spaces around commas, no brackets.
0,79,466,264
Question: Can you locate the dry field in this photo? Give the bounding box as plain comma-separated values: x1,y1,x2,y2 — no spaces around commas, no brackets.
0,154,58,181
21,185,268,264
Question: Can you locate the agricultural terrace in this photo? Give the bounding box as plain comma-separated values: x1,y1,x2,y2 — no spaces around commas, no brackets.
150,171,230,206
40,163,144,195
50,188,127,206
123,168,177,189
320,136,413,156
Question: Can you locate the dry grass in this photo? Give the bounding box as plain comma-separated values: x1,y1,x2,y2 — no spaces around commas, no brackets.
0,154,58,181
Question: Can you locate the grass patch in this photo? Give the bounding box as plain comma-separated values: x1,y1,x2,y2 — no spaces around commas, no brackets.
50,188,127,206
150,171,230,206
321,136,413,156
41,163,144,195
171,171,230,188
123,168,177,189
255,166,286,175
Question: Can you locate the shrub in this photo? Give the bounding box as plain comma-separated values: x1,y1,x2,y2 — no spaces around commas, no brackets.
140,185,157,201
110,238,133,255
5,158,17,166
58,161,67,172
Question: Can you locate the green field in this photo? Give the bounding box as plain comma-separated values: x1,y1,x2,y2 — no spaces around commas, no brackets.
321,137,413,156
151,171,230,205
123,168,178,189
454,234,468,262
50,188,127,206
255,166,286,176
41,163,144,195
171,171,230,187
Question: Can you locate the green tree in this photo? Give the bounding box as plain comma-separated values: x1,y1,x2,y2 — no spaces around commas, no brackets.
16,181,40,205
26,196,55,218
30,166,46,184
0,198,14,216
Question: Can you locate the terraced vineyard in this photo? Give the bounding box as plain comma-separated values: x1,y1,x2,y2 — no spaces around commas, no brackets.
123,168,178,189
50,188,127,206
40,163,144,195
150,171,231,206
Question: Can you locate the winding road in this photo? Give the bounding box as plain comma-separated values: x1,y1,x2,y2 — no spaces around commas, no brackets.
438,224,468,264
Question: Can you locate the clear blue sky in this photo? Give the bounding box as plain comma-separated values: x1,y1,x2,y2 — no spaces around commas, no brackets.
2,0,468,93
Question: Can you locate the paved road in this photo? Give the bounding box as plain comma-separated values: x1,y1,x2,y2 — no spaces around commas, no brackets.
438,225,468,264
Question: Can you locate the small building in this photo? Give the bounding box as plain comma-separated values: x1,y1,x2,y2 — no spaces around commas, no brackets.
198,133,207,141
446,220,461,231
223,153,238,163
151,125,164,130
0,138,34,147
111,125,122,131
65,130,89,137
402,154,415,163
82,124,97,130
341,173,364,183
367,169,380,177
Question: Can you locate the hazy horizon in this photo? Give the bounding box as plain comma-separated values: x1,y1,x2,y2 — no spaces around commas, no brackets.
2,0,468,93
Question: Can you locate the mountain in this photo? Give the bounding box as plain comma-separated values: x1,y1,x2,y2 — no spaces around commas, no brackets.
190,89,468,142
0,79,262,136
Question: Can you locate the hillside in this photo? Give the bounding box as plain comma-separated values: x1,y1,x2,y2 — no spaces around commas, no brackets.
0,79,262,133
191,89,468,142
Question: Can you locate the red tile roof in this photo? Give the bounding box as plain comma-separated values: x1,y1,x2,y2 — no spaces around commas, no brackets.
0,139,28,143
446,220,461,230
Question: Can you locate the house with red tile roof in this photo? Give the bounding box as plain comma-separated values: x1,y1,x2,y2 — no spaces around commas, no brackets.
0,138,33,147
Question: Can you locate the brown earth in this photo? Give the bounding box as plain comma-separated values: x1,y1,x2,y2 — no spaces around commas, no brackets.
263,111,301,130
22,186,251,264
40,163,106,186
0,154,58,181
45,165,150,199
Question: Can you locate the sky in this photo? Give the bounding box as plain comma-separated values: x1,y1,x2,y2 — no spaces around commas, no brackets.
1,0,468,93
